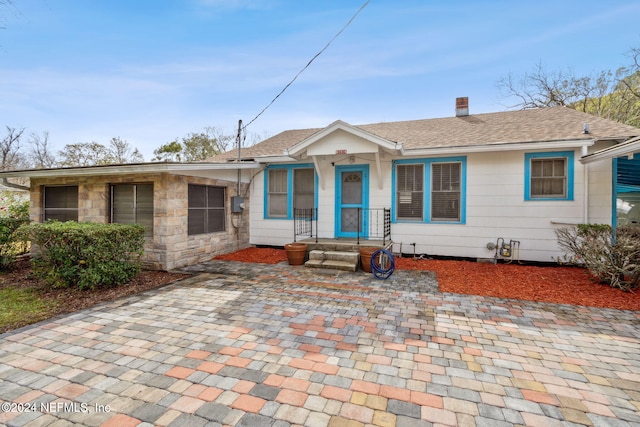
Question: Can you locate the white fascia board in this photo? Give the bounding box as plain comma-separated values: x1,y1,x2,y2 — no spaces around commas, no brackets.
254,156,300,163
285,121,401,156
0,161,260,179
402,139,594,157
580,136,640,164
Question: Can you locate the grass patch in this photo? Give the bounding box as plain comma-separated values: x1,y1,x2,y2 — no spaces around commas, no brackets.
0,259,189,334
0,287,59,332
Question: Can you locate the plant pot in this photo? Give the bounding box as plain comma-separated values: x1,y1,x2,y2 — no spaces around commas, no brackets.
285,243,307,265
359,246,380,273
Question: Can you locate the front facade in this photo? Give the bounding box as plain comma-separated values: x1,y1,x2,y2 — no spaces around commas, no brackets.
220,103,640,263
3,102,639,268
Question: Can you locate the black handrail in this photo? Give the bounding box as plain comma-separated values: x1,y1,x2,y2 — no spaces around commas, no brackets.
356,208,391,245
294,207,390,245
293,208,317,243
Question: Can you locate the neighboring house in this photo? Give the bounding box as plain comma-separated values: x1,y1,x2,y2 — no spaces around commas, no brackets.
215,99,640,263
1,99,639,269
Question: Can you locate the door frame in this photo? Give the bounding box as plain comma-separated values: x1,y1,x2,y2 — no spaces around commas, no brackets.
334,164,369,238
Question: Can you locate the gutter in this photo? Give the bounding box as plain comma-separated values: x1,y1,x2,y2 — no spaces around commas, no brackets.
0,161,261,179
580,135,640,164
1,178,29,191
401,139,595,157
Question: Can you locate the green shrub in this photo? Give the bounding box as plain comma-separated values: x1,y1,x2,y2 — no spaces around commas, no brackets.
556,224,640,292
0,193,30,269
19,222,145,290
0,217,29,269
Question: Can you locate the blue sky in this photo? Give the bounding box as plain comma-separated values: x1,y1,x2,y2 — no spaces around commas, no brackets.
1,0,639,160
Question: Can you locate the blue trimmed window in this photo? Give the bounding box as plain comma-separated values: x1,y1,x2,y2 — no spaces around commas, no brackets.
392,157,466,224
264,164,317,219
524,151,574,201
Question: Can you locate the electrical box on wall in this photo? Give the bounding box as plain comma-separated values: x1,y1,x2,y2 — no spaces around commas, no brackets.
231,196,245,213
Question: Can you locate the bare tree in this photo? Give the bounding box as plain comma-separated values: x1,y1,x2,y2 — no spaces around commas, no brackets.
0,126,26,171
498,57,640,126
497,62,613,110
204,126,235,152
58,142,113,167
28,131,58,169
107,137,144,164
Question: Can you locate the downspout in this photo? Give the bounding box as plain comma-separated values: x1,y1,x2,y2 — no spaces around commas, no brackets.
581,145,589,223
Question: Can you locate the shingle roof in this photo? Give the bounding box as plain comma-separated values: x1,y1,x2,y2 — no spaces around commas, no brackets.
212,106,639,161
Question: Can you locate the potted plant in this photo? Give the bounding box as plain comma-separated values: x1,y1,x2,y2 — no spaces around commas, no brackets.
359,246,380,273
284,242,307,265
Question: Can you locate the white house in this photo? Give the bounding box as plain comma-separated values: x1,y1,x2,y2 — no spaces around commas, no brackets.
216,99,640,263
1,100,639,269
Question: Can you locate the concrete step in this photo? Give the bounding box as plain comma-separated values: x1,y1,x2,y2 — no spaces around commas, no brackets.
304,259,358,272
308,250,359,263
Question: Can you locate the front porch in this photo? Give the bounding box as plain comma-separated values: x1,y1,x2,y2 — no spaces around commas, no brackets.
293,207,391,245
292,207,391,271
297,237,389,252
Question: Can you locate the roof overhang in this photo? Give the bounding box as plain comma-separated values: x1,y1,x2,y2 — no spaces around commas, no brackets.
251,155,299,164
0,161,260,179
401,138,595,157
580,136,640,164
284,120,402,157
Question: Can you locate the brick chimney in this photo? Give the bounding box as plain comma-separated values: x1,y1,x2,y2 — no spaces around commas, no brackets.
455,97,469,117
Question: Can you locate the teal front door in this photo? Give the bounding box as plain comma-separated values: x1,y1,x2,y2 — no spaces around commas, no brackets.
335,165,369,238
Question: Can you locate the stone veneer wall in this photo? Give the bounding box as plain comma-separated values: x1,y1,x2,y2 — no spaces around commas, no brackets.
30,172,250,271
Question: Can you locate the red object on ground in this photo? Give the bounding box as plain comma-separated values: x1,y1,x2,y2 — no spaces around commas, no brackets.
214,247,288,264
395,257,640,311
215,248,640,311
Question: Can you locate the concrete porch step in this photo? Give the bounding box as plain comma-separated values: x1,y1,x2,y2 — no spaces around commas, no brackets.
309,250,359,263
305,250,359,272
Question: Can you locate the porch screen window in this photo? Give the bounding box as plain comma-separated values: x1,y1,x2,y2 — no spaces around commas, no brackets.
431,163,461,221
396,164,423,220
267,169,288,217
110,184,154,237
43,186,78,222
294,168,315,210
530,158,567,198
188,185,225,235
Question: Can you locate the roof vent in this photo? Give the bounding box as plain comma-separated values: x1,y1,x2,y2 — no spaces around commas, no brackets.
456,97,469,117
583,122,590,134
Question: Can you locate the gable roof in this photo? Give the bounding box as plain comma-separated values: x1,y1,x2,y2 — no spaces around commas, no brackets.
213,106,639,161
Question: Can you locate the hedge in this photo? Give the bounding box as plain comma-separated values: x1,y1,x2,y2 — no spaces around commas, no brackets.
19,221,145,290
0,217,30,269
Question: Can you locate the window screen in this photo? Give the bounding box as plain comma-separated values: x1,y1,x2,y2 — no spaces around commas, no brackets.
268,169,288,217
431,163,461,221
530,158,567,198
111,184,154,237
396,164,423,220
293,168,315,210
188,184,225,235
43,186,78,222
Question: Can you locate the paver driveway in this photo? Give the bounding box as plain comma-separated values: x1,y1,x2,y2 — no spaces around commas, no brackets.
1,260,640,426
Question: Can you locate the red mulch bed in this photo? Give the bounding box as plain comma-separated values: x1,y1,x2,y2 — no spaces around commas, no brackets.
395,258,640,311
214,247,288,264
216,248,640,311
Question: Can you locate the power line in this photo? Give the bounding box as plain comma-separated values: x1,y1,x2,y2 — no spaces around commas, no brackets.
243,0,370,131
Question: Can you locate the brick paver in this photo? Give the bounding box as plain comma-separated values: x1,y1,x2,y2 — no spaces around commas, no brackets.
1,260,639,426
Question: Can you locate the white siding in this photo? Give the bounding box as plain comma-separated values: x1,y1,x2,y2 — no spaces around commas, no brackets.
250,148,614,263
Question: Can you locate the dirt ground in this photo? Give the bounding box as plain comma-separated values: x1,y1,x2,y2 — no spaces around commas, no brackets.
0,259,189,333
